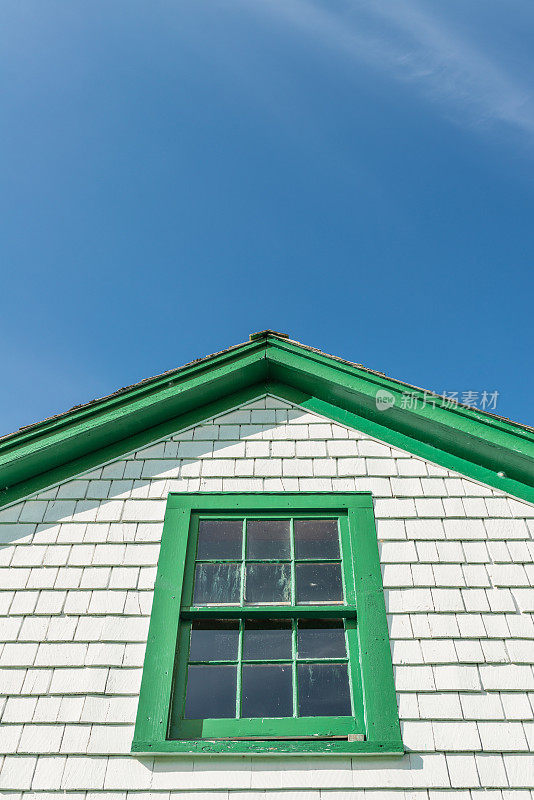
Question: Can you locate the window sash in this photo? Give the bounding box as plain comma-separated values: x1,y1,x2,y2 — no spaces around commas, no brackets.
182,512,352,607
169,512,364,740
170,622,362,740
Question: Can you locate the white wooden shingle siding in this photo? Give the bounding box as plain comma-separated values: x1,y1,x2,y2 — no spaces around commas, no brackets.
0,395,533,798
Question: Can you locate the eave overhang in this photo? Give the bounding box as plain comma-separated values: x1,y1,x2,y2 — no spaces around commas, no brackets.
1,332,533,507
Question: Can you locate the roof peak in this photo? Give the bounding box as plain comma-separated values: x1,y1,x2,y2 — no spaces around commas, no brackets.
249,330,289,341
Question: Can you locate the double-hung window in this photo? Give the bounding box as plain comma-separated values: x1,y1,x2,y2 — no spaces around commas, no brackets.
133,493,402,755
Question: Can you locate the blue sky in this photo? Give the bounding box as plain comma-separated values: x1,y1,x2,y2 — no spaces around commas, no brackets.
1,0,533,435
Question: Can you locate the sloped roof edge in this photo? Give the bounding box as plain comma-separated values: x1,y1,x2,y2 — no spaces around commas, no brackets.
2,330,531,443
1,331,533,507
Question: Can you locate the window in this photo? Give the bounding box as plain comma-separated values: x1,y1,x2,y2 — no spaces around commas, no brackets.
133,493,402,755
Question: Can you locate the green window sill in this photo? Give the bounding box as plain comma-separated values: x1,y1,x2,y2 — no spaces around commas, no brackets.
131,739,404,756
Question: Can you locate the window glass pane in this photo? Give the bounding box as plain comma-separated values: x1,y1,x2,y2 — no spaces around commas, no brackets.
297,620,346,658
184,665,236,718
244,563,291,604
295,563,343,603
297,663,351,717
294,519,340,559
189,621,239,662
241,664,293,717
246,519,290,559
196,519,242,559
193,563,241,605
243,620,292,661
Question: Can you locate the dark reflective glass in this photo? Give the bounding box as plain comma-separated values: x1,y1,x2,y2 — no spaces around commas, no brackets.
295,563,343,603
294,519,340,559
244,563,291,604
243,620,292,660
246,519,290,559
184,664,236,718
196,519,243,559
298,663,351,717
298,620,346,658
241,664,293,717
193,563,241,605
189,621,239,662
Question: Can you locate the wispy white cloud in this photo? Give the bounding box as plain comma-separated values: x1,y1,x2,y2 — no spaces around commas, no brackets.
247,0,534,137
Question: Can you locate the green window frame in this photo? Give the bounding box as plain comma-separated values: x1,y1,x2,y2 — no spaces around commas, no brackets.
132,493,402,756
